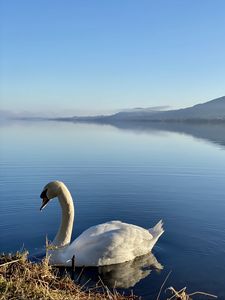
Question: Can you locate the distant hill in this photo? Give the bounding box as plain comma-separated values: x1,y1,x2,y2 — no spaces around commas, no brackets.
106,96,225,122
61,96,225,123
8,96,224,123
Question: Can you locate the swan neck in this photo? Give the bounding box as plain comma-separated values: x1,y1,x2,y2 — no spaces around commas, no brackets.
53,187,74,247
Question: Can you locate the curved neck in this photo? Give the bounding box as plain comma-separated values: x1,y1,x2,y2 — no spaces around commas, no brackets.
53,186,74,247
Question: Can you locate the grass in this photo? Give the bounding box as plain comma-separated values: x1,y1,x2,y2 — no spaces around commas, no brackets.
0,252,136,300
0,252,218,300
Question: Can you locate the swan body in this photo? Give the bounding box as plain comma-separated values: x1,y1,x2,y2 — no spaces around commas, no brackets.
40,181,164,267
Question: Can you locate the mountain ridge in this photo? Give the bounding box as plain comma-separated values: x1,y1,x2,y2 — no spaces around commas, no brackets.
64,96,225,122
2,96,225,122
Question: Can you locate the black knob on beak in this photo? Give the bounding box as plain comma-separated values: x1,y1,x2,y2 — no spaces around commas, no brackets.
40,189,49,211
40,189,48,199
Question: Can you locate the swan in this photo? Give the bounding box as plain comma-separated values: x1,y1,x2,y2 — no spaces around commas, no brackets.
40,181,164,267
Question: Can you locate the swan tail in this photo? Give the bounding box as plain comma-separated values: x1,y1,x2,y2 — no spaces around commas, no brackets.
148,220,164,240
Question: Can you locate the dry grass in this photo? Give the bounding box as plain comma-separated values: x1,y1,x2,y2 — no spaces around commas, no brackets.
0,253,218,300
0,252,137,300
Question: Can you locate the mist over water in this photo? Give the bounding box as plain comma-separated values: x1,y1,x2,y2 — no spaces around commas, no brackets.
1,121,225,299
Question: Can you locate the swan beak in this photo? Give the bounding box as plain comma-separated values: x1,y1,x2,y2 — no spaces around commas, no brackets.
40,189,49,211
40,197,49,211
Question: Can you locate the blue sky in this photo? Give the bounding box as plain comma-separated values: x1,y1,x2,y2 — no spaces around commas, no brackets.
1,0,225,115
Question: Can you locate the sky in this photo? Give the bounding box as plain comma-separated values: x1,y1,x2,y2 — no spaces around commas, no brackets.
1,0,225,116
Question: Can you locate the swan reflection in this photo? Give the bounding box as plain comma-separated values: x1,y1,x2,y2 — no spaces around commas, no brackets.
97,252,163,288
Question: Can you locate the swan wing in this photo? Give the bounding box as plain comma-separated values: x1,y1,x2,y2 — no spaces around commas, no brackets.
67,221,155,266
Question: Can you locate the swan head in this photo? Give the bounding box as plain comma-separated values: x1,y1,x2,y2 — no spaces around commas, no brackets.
40,181,65,210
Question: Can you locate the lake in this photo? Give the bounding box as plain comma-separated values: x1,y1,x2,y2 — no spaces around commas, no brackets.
0,120,225,299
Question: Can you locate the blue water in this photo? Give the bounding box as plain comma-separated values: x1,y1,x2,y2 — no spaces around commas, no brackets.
0,121,225,299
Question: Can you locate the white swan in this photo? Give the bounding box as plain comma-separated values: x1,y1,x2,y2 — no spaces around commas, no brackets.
40,181,164,267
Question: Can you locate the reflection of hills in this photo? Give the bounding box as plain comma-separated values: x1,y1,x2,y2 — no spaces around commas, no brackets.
87,120,225,148
53,96,225,149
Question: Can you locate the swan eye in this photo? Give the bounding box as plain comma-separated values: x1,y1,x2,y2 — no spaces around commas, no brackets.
40,189,48,199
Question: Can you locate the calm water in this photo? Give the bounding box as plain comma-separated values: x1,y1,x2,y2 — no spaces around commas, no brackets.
1,121,225,299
